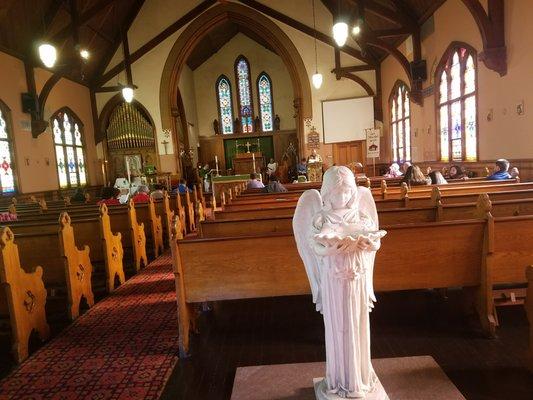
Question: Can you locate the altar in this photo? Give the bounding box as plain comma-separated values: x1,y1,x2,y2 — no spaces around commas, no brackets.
233,152,264,175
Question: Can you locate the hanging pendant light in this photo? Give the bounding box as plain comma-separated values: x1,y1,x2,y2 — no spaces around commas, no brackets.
311,0,322,89
333,21,348,47
122,85,134,103
38,43,57,68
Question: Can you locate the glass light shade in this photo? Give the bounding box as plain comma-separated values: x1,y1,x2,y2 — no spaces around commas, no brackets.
38,44,57,68
122,87,134,103
352,25,361,35
312,73,323,89
332,22,348,47
79,49,90,60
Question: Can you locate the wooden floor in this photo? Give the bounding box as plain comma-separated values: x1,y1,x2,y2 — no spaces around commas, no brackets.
161,290,533,400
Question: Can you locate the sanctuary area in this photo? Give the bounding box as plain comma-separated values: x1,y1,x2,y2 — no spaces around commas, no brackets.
0,1,531,399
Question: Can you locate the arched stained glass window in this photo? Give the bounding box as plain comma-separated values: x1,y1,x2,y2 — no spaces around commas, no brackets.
216,75,234,134
436,44,478,162
0,101,16,194
390,81,411,162
235,56,254,133
51,109,87,188
257,72,274,132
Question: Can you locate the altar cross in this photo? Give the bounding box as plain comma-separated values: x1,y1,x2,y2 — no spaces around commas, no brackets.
245,141,252,153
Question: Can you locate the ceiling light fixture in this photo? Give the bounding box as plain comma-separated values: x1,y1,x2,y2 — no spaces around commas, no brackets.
311,0,322,89
38,43,57,68
79,49,90,60
122,85,134,103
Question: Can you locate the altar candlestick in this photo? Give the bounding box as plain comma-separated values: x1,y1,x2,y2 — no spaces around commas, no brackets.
215,155,219,176
252,153,256,173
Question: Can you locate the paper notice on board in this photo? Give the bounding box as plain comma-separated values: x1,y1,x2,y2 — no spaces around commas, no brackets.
366,128,380,158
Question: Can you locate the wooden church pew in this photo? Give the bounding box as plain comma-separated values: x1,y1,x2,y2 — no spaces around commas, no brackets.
526,265,533,372
11,213,95,321
0,227,50,363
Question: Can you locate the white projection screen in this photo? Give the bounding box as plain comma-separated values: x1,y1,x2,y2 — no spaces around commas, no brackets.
321,97,374,143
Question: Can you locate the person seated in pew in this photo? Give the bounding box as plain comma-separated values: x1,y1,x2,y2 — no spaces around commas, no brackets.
72,187,86,203
401,165,431,186
267,158,278,177
510,167,520,179
297,158,307,176
383,163,402,178
487,159,511,180
247,173,265,189
97,186,121,206
428,170,448,185
151,184,165,200
447,164,468,180
173,179,191,194
132,185,150,203
400,161,412,174
265,175,287,193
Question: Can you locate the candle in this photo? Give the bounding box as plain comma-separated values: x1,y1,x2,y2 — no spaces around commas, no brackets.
101,160,106,184
126,158,131,183
215,155,218,163
252,153,256,173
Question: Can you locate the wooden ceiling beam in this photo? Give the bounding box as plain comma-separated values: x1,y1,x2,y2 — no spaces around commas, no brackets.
372,27,412,38
238,0,376,65
95,0,220,87
91,0,145,87
331,64,374,73
418,0,446,24
43,0,65,32
50,0,119,42
348,0,415,29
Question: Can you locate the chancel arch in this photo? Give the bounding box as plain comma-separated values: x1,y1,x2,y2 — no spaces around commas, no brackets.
160,1,312,169
435,42,479,162
50,108,87,188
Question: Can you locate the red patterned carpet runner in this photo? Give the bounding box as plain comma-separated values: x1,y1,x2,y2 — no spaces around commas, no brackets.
0,254,178,400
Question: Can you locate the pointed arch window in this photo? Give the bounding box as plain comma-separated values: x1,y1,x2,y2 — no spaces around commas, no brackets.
390,81,411,162
0,101,16,194
257,72,274,132
51,109,87,188
216,75,234,134
436,43,478,162
235,56,254,133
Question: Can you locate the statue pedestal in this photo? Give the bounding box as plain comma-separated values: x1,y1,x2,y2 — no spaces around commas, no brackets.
313,378,388,400
230,356,465,400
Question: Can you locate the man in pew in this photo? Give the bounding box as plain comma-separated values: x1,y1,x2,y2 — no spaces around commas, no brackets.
247,173,265,190
132,185,150,203
488,159,512,180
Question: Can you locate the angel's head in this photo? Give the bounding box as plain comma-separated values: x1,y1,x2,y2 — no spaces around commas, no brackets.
321,166,358,210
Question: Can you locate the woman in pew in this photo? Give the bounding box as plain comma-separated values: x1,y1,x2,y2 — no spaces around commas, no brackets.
401,165,431,186
265,175,287,193
429,170,448,185
447,164,468,180
151,184,165,200
383,162,402,178
132,185,150,203
97,187,121,206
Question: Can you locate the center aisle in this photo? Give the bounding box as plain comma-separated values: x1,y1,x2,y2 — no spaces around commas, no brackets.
0,254,178,400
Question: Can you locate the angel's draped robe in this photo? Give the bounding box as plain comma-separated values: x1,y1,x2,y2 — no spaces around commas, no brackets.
313,208,380,398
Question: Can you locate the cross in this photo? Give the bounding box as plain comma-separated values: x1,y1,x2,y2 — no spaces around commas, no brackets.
245,141,252,153
161,140,169,155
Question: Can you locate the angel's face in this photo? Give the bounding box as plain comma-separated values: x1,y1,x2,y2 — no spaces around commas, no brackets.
329,186,354,210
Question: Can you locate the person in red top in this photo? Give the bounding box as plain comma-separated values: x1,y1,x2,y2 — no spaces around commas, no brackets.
97,187,121,206
132,185,150,203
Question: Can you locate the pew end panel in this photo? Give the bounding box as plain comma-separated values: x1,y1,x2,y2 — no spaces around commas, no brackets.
170,216,192,357
59,213,95,320
0,227,50,363
99,204,125,292
127,200,148,271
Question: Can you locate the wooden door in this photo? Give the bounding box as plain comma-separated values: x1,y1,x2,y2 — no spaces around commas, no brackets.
332,141,365,166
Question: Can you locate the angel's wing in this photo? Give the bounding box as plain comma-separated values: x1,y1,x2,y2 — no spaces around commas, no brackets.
293,189,323,312
357,186,383,309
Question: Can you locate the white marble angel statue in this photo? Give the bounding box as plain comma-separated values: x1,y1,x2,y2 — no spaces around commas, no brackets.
293,166,387,399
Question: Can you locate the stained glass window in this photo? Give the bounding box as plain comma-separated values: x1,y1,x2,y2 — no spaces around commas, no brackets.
257,73,274,132
0,103,15,194
216,75,234,134
235,56,254,133
51,109,87,188
390,82,411,163
437,45,478,162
